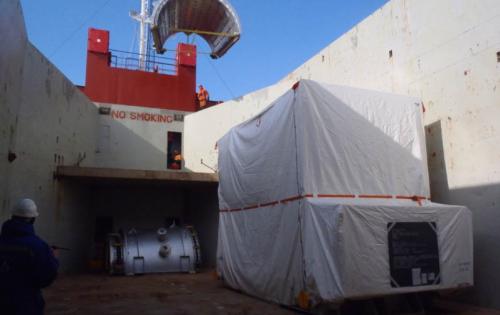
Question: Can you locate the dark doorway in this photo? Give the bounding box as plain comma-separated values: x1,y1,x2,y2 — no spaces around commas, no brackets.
167,132,182,170
92,216,113,271
95,216,114,242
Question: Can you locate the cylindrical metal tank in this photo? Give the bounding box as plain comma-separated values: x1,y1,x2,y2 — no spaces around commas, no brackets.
107,225,201,275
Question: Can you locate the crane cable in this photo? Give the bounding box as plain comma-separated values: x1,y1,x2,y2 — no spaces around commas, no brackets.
49,0,114,57
204,55,236,100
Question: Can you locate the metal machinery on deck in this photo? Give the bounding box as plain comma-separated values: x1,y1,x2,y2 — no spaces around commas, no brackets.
107,225,201,275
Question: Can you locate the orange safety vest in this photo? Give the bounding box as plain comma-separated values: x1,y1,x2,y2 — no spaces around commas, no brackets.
198,88,208,102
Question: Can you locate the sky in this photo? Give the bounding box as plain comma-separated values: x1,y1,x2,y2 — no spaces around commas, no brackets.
20,0,388,102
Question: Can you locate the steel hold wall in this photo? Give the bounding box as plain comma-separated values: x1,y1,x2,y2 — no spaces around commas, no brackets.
184,0,500,308
93,103,188,170
8,43,99,271
0,0,100,272
0,0,28,219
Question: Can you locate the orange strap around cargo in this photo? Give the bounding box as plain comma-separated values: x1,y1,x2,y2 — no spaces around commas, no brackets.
219,194,430,213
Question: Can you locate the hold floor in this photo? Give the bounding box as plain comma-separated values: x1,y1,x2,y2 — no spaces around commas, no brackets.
44,272,294,315
44,272,500,315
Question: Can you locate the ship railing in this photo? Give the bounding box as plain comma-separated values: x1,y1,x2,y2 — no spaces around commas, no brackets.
109,49,177,75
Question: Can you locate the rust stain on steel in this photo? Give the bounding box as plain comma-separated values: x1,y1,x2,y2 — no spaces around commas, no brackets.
45,78,51,96
55,180,63,224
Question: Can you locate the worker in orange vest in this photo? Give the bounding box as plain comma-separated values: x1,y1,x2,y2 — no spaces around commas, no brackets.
197,85,209,108
169,150,182,170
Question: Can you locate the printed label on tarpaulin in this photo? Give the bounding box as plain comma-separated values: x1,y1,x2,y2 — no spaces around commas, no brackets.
388,222,440,287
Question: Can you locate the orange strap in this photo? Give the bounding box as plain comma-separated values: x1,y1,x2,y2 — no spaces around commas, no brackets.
220,194,430,212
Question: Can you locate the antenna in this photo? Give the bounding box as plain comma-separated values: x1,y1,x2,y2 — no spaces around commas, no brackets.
130,0,151,70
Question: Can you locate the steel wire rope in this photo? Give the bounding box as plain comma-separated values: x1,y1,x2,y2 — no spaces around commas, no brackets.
204,54,236,100
49,0,114,57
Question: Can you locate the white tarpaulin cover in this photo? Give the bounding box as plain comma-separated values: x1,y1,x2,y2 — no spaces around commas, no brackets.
217,80,473,306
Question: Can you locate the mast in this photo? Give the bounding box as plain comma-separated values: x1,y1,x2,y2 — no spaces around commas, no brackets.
130,0,151,70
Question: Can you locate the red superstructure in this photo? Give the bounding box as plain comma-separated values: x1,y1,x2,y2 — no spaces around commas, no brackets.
80,28,198,111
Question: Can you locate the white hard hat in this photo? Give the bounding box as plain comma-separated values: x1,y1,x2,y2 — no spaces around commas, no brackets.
12,198,39,218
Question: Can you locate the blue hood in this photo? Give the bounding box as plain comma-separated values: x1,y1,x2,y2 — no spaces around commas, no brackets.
1,218,35,238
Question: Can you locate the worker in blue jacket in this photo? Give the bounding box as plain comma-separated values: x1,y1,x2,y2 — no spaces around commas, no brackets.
0,198,59,315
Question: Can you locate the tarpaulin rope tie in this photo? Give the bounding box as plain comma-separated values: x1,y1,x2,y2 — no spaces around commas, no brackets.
317,194,355,198
396,195,427,206
290,81,308,294
220,194,430,212
358,194,392,199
